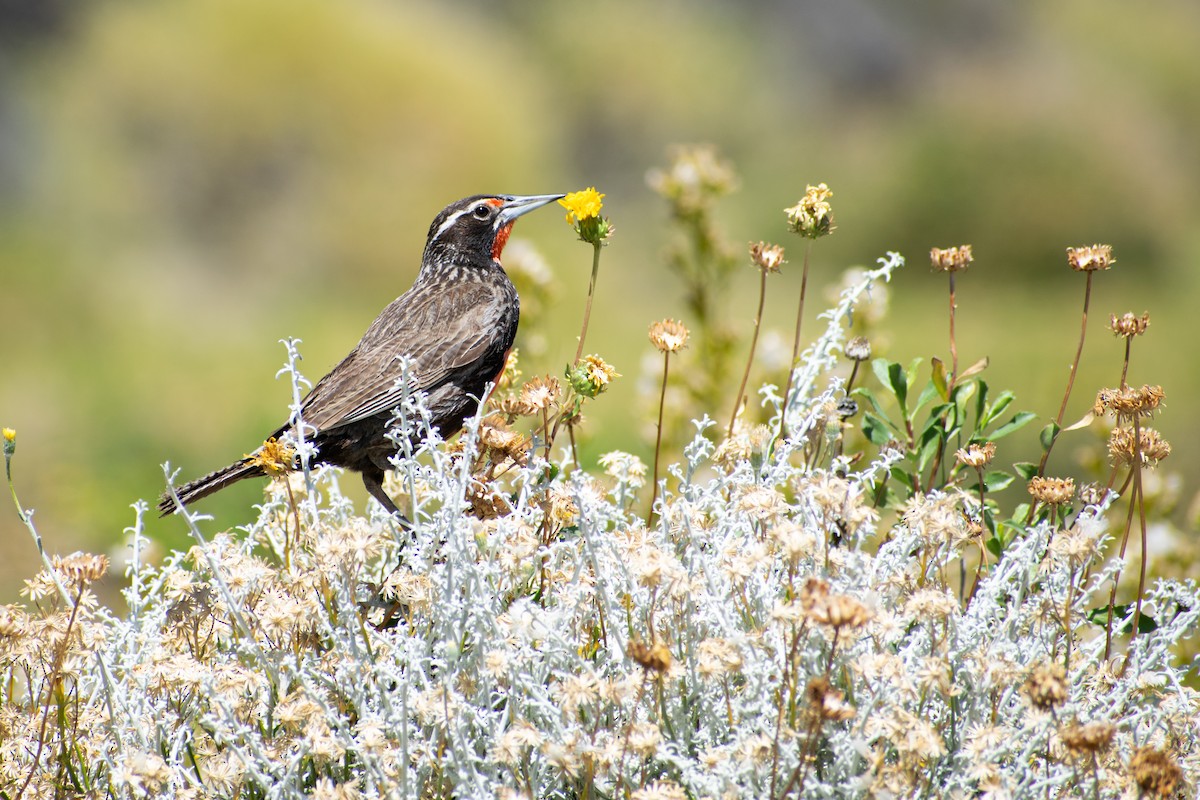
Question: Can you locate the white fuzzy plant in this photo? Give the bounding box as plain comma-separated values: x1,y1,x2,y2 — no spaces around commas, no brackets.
3,252,1197,800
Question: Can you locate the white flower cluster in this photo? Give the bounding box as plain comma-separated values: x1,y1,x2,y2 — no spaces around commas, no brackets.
2,255,1197,799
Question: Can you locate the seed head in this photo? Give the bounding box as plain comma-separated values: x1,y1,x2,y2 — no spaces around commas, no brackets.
748,241,786,273
955,441,996,470
1109,311,1150,339
784,183,835,239
1066,244,1115,272
518,375,561,414
648,319,689,353
1059,721,1115,757
844,336,871,361
54,552,110,587
1128,746,1183,799
930,244,974,273
1028,476,1075,506
1093,384,1164,420
1108,426,1171,468
1023,662,1068,711
806,677,856,722
628,640,673,674
646,144,737,213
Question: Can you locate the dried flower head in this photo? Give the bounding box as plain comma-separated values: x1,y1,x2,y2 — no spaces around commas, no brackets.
628,640,673,674
930,245,974,273
559,187,611,245
0,604,25,638
1128,746,1183,798
1093,384,1164,420
646,144,737,213
54,552,110,587
631,781,687,800
1023,662,1068,710
1108,426,1171,468
518,375,561,414
1059,721,1115,757
844,336,871,362
749,241,786,273
696,638,743,677
247,437,296,478
1066,244,1115,272
1028,476,1075,506
785,183,835,239
478,415,530,464
648,319,689,353
1110,311,1150,338
955,441,996,469
806,677,856,721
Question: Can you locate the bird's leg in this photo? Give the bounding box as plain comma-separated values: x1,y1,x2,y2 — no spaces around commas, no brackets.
361,468,413,531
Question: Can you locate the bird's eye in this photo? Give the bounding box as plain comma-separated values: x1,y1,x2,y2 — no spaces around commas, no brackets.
472,204,492,220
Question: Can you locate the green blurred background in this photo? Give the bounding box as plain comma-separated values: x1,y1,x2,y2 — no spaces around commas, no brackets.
2,0,1198,602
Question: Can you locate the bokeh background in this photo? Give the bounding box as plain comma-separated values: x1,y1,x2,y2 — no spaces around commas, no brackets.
2,0,1198,602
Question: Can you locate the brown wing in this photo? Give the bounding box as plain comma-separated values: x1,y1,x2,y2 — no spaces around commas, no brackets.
295,280,508,432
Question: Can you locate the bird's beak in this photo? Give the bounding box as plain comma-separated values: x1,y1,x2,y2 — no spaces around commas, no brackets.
497,193,567,225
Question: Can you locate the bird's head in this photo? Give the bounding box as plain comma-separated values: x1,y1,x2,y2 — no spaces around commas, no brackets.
422,193,564,274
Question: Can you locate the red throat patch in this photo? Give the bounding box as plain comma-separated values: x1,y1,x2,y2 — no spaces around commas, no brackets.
491,222,514,261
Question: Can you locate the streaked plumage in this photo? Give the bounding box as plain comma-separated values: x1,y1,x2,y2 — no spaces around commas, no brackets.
158,193,563,517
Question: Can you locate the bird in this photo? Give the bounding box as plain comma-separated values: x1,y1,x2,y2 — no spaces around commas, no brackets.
158,192,564,518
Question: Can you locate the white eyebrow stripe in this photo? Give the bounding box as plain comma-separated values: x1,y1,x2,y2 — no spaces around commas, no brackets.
432,208,468,241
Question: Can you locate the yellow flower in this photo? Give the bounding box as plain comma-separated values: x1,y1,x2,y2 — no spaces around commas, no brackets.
559,187,611,245
559,187,604,224
785,183,836,239
566,354,619,398
2,427,14,458
247,437,296,478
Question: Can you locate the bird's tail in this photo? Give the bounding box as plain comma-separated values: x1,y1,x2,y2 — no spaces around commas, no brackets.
158,459,265,516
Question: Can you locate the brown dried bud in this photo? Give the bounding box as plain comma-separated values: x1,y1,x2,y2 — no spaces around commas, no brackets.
1129,746,1183,799
1028,476,1075,506
629,640,673,674
930,245,974,273
1023,662,1068,711
1109,311,1149,339
1059,721,1115,757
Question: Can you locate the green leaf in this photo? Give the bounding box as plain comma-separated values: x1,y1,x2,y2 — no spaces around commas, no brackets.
973,380,990,429
991,411,1037,440
1087,604,1159,634
863,412,896,446
1039,421,1060,450
1012,462,1039,480
981,391,1015,428
911,380,940,420
904,358,923,400
981,471,1015,492
931,358,948,401
916,427,941,472
871,359,909,412
852,386,892,421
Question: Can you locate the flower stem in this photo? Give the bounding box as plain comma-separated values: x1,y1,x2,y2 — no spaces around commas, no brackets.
948,272,959,390
729,269,769,438
648,352,671,526
1038,271,1093,476
575,242,603,364
778,242,812,440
